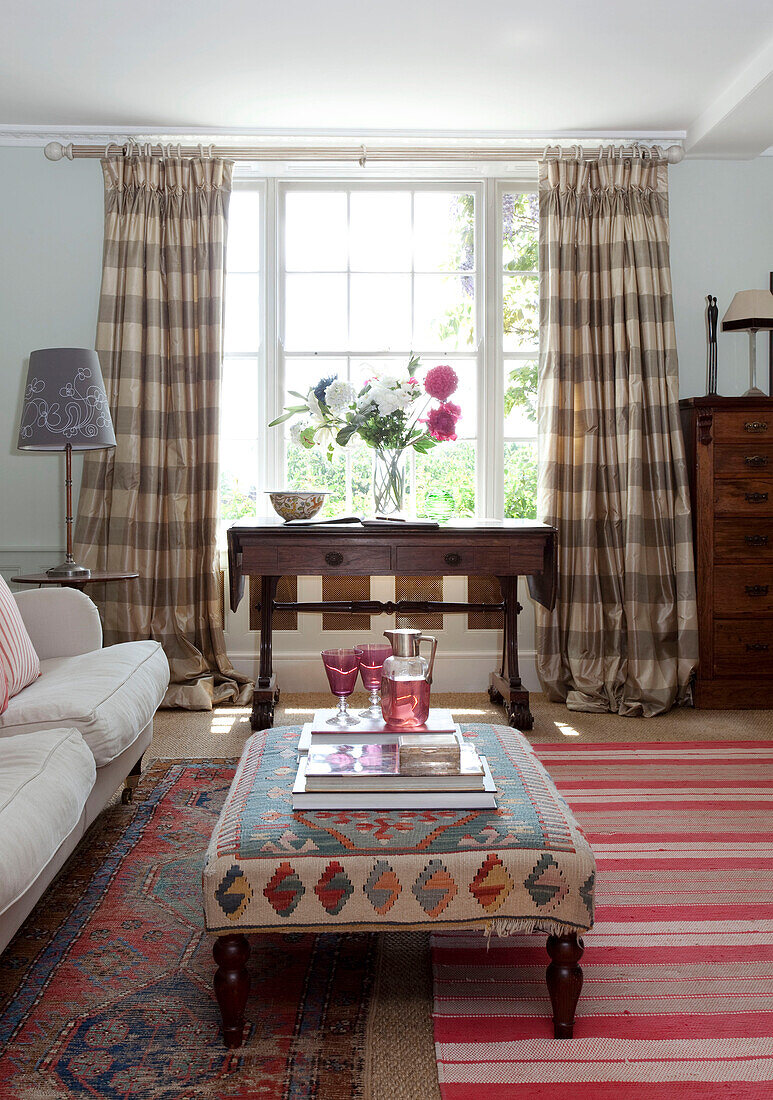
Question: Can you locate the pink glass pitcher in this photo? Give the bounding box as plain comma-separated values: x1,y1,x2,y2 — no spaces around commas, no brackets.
380,628,438,729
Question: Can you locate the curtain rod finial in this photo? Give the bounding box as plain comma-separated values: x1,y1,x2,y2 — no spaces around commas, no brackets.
666,145,684,164
44,141,73,161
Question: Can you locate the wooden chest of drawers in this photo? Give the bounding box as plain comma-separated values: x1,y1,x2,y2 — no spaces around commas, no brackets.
681,396,773,708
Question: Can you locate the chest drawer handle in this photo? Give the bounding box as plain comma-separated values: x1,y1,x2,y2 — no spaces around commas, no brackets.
745,455,769,467
745,492,768,503
745,421,768,433
745,584,769,596
746,642,770,652
745,534,769,546
444,552,462,566
325,551,344,566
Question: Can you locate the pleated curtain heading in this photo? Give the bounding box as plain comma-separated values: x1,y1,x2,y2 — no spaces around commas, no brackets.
535,152,698,716
74,154,251,709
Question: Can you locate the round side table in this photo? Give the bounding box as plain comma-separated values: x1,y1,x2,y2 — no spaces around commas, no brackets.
10,572,139,590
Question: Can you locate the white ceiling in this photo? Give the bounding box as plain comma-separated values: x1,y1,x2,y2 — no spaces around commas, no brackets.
4,0,773,155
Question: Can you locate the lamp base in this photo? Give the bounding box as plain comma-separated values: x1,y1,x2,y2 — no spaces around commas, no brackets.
46,561,91,579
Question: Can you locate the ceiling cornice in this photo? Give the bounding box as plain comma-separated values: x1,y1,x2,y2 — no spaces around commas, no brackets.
0,123,688,150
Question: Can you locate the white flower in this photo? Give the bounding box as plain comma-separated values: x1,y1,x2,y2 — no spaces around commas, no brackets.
289,421,306,446
373,388,402,416
324,380,356,413
306,390,325,422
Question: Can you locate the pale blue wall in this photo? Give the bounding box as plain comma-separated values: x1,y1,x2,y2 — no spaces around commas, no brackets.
669,158,773,398
0,147,103,564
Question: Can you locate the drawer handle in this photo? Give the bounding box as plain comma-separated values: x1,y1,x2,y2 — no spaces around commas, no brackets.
745,492,769,503
745,421,768,433
746,642,770,652
745,584,769,597
444,552,462,566
325,551,344,566
745,534,770,546
745,455,769,467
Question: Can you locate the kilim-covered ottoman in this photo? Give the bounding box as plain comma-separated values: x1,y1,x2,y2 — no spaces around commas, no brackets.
203,723,596,1048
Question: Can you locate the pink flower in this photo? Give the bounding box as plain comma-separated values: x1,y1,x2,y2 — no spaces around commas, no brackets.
424,364,458,402
425,402,461,442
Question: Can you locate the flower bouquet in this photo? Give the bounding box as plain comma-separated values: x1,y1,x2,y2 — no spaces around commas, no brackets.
269,356,461,514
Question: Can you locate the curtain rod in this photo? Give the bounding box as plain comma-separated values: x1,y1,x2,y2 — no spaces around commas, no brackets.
43,140,685,165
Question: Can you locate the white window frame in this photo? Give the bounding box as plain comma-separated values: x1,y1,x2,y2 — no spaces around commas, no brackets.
225,169,537,522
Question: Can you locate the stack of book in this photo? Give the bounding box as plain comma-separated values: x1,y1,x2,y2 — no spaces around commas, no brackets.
292,709,496,810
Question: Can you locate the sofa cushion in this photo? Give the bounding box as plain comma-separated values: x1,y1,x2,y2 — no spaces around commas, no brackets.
0,728,95,917
0,641,169,767
0,575,39,697
0,663,7,716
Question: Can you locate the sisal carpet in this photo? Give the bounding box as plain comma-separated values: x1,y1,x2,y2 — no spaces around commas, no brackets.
0,758,378,1100
432,739,773,1097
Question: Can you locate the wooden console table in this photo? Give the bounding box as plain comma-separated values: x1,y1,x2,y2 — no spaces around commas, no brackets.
227,518,556,731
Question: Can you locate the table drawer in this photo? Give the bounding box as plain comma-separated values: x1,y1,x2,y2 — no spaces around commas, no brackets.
713,479,773,515
713,444,773,478
276,545,391,575
394,544,516,574
713,411,773,443
242,547,278,573
714,618,773,675
714,519,773,562
714,566,773,614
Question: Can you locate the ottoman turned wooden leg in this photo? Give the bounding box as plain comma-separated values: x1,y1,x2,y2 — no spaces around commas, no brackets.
546,933,584,1039
213,933,251,1048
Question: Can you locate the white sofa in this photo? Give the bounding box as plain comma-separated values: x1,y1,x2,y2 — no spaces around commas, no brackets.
0,587,169,954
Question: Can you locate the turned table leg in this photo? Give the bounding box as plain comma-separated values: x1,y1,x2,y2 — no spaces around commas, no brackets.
546,933,584,1039
213,933,251,1048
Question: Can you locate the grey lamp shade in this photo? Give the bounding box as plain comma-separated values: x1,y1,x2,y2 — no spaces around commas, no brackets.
17,348,116,451
721,290,773,332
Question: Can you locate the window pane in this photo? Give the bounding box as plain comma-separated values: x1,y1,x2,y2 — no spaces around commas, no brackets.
350,356,406,389
286,443,347,513
284,357,348,402
504,441,538,519
285,192,347,271
350,274,411,350
502,192,538,272
504,360,538,437
414,192,474,273
350,192,411,272
224,273,260,352
414,274,475,350
418,357,476,440
503,274,538,351
415,442,476,519
285,274,347,351
222,358,259,440
219,438,258,528
227,191,261,272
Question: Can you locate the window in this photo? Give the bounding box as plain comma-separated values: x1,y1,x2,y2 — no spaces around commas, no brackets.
219,178,538,528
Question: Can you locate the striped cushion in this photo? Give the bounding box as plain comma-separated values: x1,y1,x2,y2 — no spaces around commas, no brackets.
0,662,7,715
0,577,40,697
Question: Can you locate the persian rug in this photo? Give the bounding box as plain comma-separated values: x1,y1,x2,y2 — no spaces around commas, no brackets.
432,739,773,1098
0,759,377,1100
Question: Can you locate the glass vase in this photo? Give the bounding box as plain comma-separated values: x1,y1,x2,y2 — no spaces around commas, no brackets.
373,447,407,516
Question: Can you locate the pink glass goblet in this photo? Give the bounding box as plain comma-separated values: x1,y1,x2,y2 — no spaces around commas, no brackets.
321,649,361,726
354,643,393,720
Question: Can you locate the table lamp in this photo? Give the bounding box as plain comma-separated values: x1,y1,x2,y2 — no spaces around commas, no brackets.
17,348,116,578
721,290,773,396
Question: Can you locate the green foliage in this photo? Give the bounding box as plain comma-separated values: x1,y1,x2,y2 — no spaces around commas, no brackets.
219,472,257,522
504,443,538,519
505,360,538,423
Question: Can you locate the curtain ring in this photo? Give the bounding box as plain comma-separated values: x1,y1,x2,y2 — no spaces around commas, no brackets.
359,144,367,167
198,143,205,159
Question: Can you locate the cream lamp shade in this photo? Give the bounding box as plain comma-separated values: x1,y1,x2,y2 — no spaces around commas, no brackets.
721,290,773,396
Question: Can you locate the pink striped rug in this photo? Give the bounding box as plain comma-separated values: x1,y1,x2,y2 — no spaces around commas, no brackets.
431,740,773,1098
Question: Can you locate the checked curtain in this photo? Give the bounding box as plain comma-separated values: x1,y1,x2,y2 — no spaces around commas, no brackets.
74,155,250,709
535,155,698,716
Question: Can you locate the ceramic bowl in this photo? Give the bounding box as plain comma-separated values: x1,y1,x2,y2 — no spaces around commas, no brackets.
266,490,329,521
